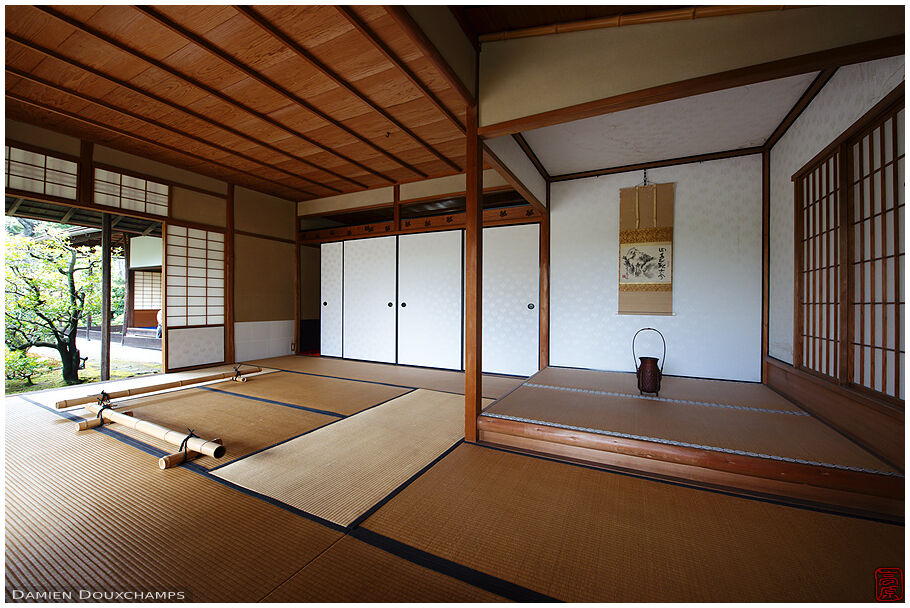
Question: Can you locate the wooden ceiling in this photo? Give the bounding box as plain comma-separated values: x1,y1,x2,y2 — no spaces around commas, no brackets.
5,5,470,202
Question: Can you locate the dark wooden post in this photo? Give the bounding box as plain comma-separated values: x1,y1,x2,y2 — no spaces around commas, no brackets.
121,235,131,345
225,185,235,363
393,184,401,231
101,212,112,380
465,104,483,442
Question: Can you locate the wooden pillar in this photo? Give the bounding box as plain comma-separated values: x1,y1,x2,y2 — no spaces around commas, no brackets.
294,230,301,355
121,235,131,345
539,183,550,370
393,184,401,231
100,212,112,381
225,185,235,363
465,104,483,442
761,150,770,382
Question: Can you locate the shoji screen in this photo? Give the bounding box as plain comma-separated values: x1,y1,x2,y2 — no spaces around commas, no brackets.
164,225,225,369
397,230,463,370
849,104,904,400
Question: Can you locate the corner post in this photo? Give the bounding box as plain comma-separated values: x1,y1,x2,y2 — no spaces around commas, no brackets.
465,103,483,442
100,212,112,381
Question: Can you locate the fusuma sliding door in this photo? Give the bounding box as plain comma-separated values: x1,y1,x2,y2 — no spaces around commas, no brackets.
397,230,463,370
320,241,343,357
483,224,540,376
343,236,397,363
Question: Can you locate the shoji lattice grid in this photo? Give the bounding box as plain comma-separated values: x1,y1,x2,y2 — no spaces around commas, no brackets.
5,145,77,200
165,226,224,327
797,150,841,381
94,167,168,216
850,106,904,400
133,271,161,310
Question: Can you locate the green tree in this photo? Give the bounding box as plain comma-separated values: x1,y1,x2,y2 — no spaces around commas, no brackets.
5,223,119,384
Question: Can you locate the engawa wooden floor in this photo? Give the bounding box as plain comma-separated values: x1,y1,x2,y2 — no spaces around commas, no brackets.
5,356,904,602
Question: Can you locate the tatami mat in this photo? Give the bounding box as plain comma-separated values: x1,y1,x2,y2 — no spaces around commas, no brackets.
4,397,343,602
530,366,801,411
251,355,524,398
213,389,492,526
262,535,504,602
483,384,897,474
362,443,904,602
83,387,337,468
210,370,410,416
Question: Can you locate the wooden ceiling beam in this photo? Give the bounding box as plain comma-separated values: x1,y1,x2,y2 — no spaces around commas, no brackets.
61,207,77,223
336,6,466,134
764,68,838,150
8,199,25,215
5,66,341,196
237,6,461,173
385,6,475,107
512,133,550,182
135,6,427,179
37,6,396,186
6,33,368,191
6,92,317,199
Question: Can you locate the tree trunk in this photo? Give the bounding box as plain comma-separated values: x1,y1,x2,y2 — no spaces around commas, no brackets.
58,342,82,385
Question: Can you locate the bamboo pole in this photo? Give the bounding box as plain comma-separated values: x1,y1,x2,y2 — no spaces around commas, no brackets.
55,366,261,408
158,438,221,470
80,400,225,459
76,409,133,431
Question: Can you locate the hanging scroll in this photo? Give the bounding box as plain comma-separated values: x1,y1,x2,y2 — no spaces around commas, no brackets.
618,182,674,314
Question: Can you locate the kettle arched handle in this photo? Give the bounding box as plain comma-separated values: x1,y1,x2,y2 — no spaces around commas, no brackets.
632,327,666,374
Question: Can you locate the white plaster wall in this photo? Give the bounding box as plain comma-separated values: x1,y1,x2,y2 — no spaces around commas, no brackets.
167,326,224,369
768,56,905,363
550,155,763,381
485,135,548,206
234,320,295,362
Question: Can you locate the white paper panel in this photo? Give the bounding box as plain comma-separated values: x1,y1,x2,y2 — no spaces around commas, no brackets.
397,230,463,370
482,224,540,376
342,236,397,363
235,320,294,362
320,242,343,357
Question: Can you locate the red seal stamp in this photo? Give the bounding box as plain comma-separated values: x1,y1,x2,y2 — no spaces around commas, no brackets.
876,568,903,601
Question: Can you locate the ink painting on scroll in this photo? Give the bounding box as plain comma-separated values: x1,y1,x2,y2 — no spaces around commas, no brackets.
619,243,672,283
618,182,674,314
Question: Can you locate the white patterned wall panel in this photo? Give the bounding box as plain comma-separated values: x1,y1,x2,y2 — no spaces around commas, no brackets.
320,242,343,357
343,236,398,363
482,224,540,376
769,56,905,363
167,326,224,370
234,320,295,362
550,155,763,381
398,230,463,370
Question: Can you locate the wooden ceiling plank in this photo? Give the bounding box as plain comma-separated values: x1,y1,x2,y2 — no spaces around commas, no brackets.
5,66,342,194
6,33,369,190
237,6,462,172
135,6,425,179
337,6,466,134
35,5,396,186
6,92,318,199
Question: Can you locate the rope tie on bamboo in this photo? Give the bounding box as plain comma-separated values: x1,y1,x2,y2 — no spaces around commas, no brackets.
179,429,198,463
95,391,112,423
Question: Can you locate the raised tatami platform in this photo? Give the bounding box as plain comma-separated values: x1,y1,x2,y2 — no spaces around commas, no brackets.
6,357,904,602
480,367,904,515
